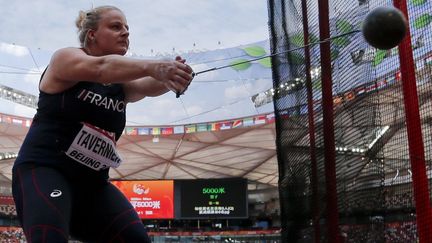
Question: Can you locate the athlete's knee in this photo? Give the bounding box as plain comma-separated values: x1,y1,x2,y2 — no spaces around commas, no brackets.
105,221,151,243
25,225,69,243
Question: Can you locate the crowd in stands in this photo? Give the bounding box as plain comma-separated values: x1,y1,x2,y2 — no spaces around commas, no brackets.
0,227,25,243
384,221,417,243
340,189,415,213
0,195,420,242
0,196,16,218
384,191,414,209
339,221,417,243
0,205,17,218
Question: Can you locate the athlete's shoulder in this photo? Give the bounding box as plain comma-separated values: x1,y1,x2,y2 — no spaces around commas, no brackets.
52,47,86,59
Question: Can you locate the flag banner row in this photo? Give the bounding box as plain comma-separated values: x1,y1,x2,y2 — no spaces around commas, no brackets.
124,113,276,136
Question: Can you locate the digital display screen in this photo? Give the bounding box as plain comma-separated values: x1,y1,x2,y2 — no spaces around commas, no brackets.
177,178,248,219
111,180,174,219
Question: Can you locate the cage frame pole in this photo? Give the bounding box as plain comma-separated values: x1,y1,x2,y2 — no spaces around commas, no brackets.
301,0,321,242
393,0,432,242
317,0,340,242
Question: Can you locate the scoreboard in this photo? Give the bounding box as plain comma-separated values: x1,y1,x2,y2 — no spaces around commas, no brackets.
112,178,248,219
176,178,248,219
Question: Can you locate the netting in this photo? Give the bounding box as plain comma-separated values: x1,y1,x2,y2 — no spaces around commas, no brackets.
268,0,432,242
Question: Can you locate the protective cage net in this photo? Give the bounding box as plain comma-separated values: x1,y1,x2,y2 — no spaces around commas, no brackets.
268,0,432,242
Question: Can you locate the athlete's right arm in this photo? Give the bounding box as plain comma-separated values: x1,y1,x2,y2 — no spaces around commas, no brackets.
41,47,191,93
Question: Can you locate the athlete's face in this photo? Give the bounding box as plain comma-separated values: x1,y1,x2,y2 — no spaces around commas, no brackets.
90,9,130,56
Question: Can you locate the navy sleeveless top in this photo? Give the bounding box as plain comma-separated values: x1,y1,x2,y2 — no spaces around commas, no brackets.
15,77,126,180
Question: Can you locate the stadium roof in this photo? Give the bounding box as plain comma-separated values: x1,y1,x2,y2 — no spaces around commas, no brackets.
0,112,278,192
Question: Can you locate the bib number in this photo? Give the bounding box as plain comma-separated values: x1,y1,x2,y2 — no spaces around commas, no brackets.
66,123,122,171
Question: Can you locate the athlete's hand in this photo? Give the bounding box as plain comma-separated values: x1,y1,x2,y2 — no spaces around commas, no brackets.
174,56,193,97
149,56,193,95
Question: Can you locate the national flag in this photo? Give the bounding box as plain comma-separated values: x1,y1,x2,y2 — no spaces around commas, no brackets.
376,80,386,90
425,55,432,66
125,127,138,135
151,127,161,135
185,125,196,133
266,113,275,123
161,127,174,135
208,123,220,131
137,127,150,135
254,115,266,125
365,83,377,93
12,118,22,126
232,120,242,128
197,123,208,132
174,126,184,134
355,85,366,95
243,117,254,127
219,121,232,130
386,75,395,85
280,110,289,119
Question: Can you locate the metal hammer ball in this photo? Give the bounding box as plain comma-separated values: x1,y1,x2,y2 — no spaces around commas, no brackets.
362,6,408,50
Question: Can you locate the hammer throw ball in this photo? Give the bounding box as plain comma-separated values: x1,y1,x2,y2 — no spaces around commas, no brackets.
362,6,408,50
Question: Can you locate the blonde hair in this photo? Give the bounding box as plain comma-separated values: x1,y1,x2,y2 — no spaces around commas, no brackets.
75,5,123,47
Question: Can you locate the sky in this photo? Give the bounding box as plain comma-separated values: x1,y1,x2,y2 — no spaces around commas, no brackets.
0,0,273,125
0,0,269,56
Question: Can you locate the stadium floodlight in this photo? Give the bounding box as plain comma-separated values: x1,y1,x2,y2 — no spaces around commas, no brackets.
0,84,38,109
251,66,321,108
0,152,18,161
367,126,390,149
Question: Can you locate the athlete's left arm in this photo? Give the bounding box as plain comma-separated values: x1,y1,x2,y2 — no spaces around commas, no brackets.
123,77,170,103
123,56,192,103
